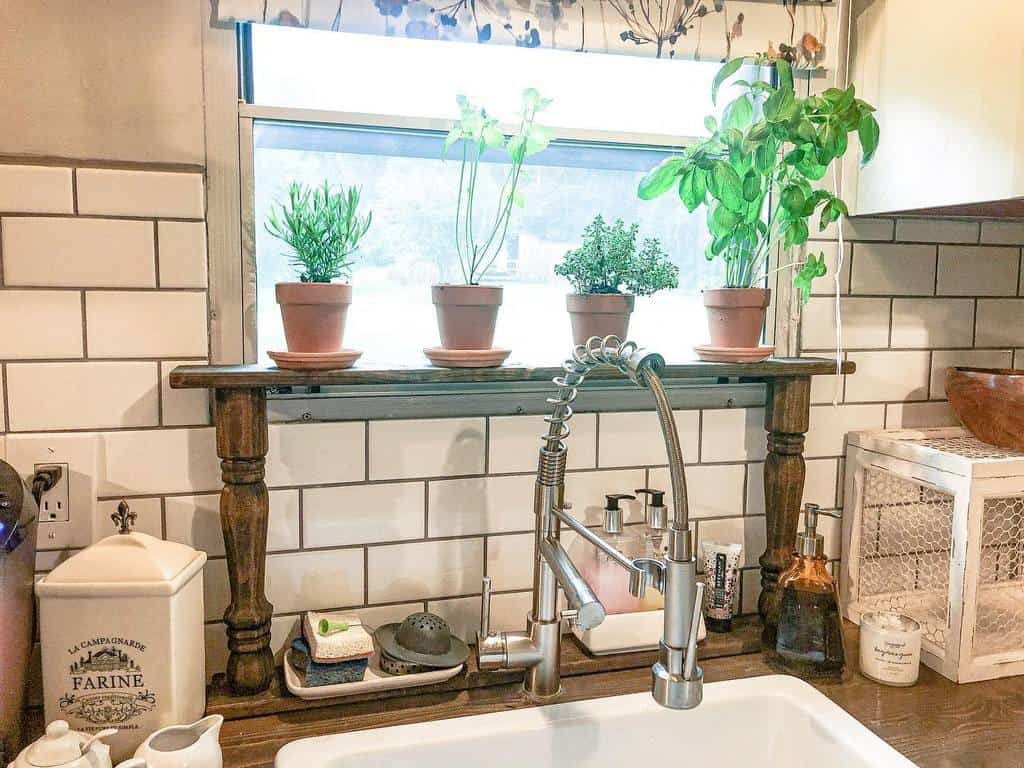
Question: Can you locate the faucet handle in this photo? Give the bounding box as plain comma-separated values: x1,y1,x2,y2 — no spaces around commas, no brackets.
683,581,706,682
479,576,493,638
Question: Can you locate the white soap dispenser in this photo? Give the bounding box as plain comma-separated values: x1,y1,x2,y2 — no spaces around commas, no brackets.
583,494,646,615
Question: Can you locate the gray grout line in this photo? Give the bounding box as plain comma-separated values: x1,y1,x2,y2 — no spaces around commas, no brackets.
1,363,9,431
156,360,164,425
0,285,207,293
422,480,430,538
363,546,369,605
297,486,305,549
79,291,88,358
153,220,161,288
0,211,205,223
71,169,78,215
0,356,208,364
0,217,5,288
971,299,979,348
363,421,370,482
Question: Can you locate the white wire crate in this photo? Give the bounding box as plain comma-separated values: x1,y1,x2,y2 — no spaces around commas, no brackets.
841,427,1024,683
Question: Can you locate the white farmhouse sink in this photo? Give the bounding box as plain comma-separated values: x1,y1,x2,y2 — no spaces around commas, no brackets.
276,675,917,768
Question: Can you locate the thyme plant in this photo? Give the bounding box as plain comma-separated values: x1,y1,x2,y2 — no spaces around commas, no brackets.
637,58,880,303
555,215,679,295
265,180,372,283
444,88,551,285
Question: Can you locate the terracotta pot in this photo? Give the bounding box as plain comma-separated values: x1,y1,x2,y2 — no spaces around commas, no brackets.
275,282,351,353
432,284,503,350
566,293,635,346
702,287,771,348
945,366,1024,451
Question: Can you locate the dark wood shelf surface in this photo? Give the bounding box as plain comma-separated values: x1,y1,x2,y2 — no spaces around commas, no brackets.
170,357,853,389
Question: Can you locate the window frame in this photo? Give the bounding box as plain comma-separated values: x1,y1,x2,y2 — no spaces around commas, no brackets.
201,22,794,416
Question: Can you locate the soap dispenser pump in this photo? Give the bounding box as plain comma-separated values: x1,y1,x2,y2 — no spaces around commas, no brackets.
634,488,668,556
774,503,846,680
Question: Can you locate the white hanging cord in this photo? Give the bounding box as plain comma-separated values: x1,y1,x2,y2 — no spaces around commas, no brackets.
832,173,845,408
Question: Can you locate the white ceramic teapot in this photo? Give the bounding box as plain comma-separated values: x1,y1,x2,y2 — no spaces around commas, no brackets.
8,721,114,768
117,716,223,768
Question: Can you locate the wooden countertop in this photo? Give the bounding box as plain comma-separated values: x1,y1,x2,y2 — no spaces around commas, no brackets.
216,622,1024,768
169,357,854,389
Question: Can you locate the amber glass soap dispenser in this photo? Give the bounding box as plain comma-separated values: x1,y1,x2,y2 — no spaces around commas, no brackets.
774,503,846,681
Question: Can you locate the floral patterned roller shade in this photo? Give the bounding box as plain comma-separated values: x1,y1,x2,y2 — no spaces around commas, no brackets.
219,0,837,70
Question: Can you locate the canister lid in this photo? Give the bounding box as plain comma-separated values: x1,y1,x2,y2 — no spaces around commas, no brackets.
37,533,206,596
26,721,86,767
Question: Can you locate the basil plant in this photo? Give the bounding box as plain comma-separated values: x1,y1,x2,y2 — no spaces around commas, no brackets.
638,58,879,303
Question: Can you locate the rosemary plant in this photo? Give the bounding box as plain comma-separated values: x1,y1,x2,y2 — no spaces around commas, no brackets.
265,180,372,283
555,215,679,295
443,88,551,285
638,58,880,302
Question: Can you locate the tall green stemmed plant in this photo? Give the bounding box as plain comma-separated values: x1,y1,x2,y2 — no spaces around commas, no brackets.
638,58,880,303
443,88,552,285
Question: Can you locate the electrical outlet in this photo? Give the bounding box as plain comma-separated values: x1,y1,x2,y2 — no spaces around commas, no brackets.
6,434,98,551
35,463,70,522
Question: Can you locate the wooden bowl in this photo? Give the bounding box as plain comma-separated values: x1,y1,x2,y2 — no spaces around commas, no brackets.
945,366,1024,451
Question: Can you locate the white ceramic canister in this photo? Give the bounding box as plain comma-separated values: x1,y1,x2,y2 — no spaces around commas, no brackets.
858,611,922,686
36,525,207,761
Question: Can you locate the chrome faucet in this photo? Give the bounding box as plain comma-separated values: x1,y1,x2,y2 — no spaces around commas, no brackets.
477,337,704,710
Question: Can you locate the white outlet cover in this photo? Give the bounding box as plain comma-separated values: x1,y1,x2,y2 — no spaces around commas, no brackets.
6,433,99,551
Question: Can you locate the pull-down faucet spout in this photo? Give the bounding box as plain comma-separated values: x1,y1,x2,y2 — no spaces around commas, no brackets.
476,337,704,710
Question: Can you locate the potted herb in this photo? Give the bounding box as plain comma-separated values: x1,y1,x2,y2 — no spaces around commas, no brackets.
431,88,551,360
265,180,372,354
638,58,880,356
555,215,679,345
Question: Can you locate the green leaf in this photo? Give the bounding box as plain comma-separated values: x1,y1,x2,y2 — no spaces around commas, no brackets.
711,203,740,232
709,160,744,212
704,115,718,133
764,87,797,122
523,124,551,156
638,157,686,200
481,123,504,149
754,141,777,174
781,185,806,215
783,218,810,248
712,57,745,105
741,170,761,202
775,59,793,92
723,94,754,131
522,87,541,110
441,127,462,159
783,148,805,165
512,190,526,208
793,252,827,305
679,169,707,212
858,113,880,165
823,84,856,113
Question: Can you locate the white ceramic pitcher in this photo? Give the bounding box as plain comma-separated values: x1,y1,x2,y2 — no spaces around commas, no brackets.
117,716,223,768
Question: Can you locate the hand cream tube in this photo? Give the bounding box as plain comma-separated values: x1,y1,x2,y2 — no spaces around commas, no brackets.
702,542,742,633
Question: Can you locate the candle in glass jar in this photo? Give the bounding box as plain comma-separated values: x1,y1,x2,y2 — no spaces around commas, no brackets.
859,611,922,686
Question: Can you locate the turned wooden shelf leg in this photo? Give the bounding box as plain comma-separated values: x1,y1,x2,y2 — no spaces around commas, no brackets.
758,375,811,643
215,387,275,695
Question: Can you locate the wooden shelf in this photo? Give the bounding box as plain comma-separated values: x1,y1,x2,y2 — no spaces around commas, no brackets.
170,357,853,389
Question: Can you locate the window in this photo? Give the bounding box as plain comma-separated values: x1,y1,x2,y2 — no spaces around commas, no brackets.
245,24,755,368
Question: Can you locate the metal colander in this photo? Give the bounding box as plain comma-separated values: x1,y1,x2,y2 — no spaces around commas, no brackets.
374,611,470,668
378,649,428,676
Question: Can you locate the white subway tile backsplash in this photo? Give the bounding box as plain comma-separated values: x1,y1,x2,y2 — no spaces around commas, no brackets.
485,533,534,591
367,538,483,603
805,404,885,457
800,297,890,350
165,489,299,555
304,481,423,546
266,548,364,613
427,474,533,537
937,246,1020,296
157,221,208,288
0,290,83,359
266,421,365,487
565,468,645,525
353,603,424,632
76,169,204,218
885,401,958,429
699,408,766,463
844,351,930,403
369,417,485,480
646,464,743,520
86,290,208,357
98,427,219,495
2,217,155,287
740,568,761,615
975,300,1024,346
928,350,1014,399
839,217,895,242
598,410,699,468
203,558,229,621
890,299,974,348
895,219,978,244
980,221,1024,246
0,166,74,213
851,243,936,296
809,369,845,405
160,360,209,425
806,241,851,294
696,516,765,568
488,413,596,473
429,591,532,642
6,361,158,431
96,497,162,539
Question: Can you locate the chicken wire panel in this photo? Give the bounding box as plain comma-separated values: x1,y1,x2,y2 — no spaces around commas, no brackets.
911,436,1024,461
857,468,955,648
973,495,1024,658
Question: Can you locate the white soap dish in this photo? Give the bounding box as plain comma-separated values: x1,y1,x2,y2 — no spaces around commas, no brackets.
283,649,463,700
572,609,707,655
